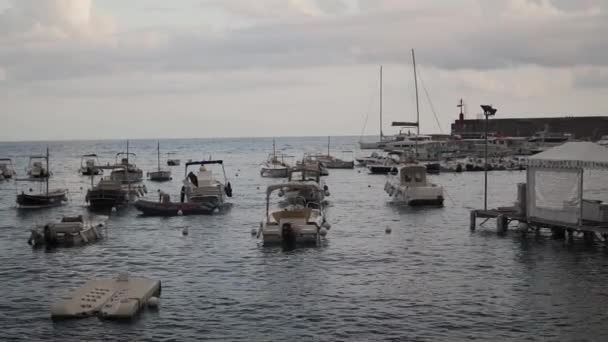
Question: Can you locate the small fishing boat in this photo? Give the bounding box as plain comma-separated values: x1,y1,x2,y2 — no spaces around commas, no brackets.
79,154,102,176
297,154,329,176
26,155,51,178
260,139,291,178
16,148,68,208
147,142,172,181
384,164,444,206
27,215,104,248
50,273,161,320
258,183,330,247
0,158,17,179
182,160,232,208
134,193,216,216
167,153,180,166
316,137,354,169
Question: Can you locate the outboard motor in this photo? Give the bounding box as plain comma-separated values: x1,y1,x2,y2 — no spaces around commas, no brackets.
180,186,186,203
43,225,57,247
281,223,297,250
224,182,233,197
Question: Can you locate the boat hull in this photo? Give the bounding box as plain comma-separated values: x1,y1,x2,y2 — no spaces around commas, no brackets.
134,200,216,216
260,167,289,178
17,191,67,208
261,224,320,246
368,165,397,175
148,170,172,181
86,189,129,210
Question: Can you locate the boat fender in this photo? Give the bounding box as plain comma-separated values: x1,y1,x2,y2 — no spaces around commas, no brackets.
182,227,188,235
323,185,329,191
111,207,117,213
324,190,330,197
319,227,328,237
250,228,257,236
224,182,233,197
177,210,183,216
322,221,331,230
148,296,160,309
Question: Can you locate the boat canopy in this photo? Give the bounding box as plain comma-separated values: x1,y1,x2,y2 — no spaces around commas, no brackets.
391,121,419,127
81,154,98,157
266,182,321,196
0,158,14,161
527,142,608,170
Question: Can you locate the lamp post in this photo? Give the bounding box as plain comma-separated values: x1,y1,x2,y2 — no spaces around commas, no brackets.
480,105,497,211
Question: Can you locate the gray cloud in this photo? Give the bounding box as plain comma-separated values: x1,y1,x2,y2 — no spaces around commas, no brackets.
1,0,607,85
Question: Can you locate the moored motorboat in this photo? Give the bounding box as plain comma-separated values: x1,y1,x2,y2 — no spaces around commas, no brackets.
106,152,144,184
0,158,17,179
28,215,104,248
182,160,232,208
167,152,180,166
79,154,102,176
27,155,51,178
283,167,329,205
86,172,146,211
258,183,330,247
384,164,444,206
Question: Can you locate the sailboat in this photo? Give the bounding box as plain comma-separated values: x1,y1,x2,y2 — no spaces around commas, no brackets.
359,66,388,149
384,49,444,206
316,136,354,169
147,142,172,181
16,148,68,208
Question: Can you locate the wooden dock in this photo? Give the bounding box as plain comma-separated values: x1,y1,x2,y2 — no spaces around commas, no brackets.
470,207,608,242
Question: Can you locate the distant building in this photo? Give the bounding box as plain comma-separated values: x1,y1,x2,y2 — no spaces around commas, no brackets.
451,116,608,140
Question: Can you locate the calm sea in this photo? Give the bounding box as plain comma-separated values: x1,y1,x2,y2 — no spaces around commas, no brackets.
0,136,607,341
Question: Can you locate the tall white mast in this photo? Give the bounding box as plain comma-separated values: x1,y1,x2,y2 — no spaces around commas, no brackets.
412,49,420,155
380,65,383,141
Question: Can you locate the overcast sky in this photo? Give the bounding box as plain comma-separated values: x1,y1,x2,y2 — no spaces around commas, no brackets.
0,0,606,141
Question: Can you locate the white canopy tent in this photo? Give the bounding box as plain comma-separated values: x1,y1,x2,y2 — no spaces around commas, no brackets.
526,142,608,226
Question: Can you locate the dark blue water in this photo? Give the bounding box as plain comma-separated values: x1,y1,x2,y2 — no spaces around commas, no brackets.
1,137,608,341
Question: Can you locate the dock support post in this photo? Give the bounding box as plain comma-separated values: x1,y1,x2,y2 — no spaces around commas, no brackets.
551,228,565,240
470,211,476,231
497,214,507,234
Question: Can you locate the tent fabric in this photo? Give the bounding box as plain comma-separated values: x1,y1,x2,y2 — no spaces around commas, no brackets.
527,168,581,224
527,142,608,170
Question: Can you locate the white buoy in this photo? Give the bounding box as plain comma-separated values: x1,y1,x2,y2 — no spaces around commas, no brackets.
182,227,189,236
111,207,117,213
319,228,328,237
251,228,257,235
385,226,392,234
148,296,160,309
177,210,183,216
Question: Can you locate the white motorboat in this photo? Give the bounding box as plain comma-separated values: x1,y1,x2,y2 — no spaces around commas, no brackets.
26,155,51,178
28,215,105,248
0,158,17,179
106,152,143,184
258,183,330,247
183,160,232,208
384,164,444,206
282,167,329,204
260,139,291,178
79,154,102,176
597,135,608,147
148,142,172,182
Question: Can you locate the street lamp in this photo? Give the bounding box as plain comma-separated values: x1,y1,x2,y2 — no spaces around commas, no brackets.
480,105,497,211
